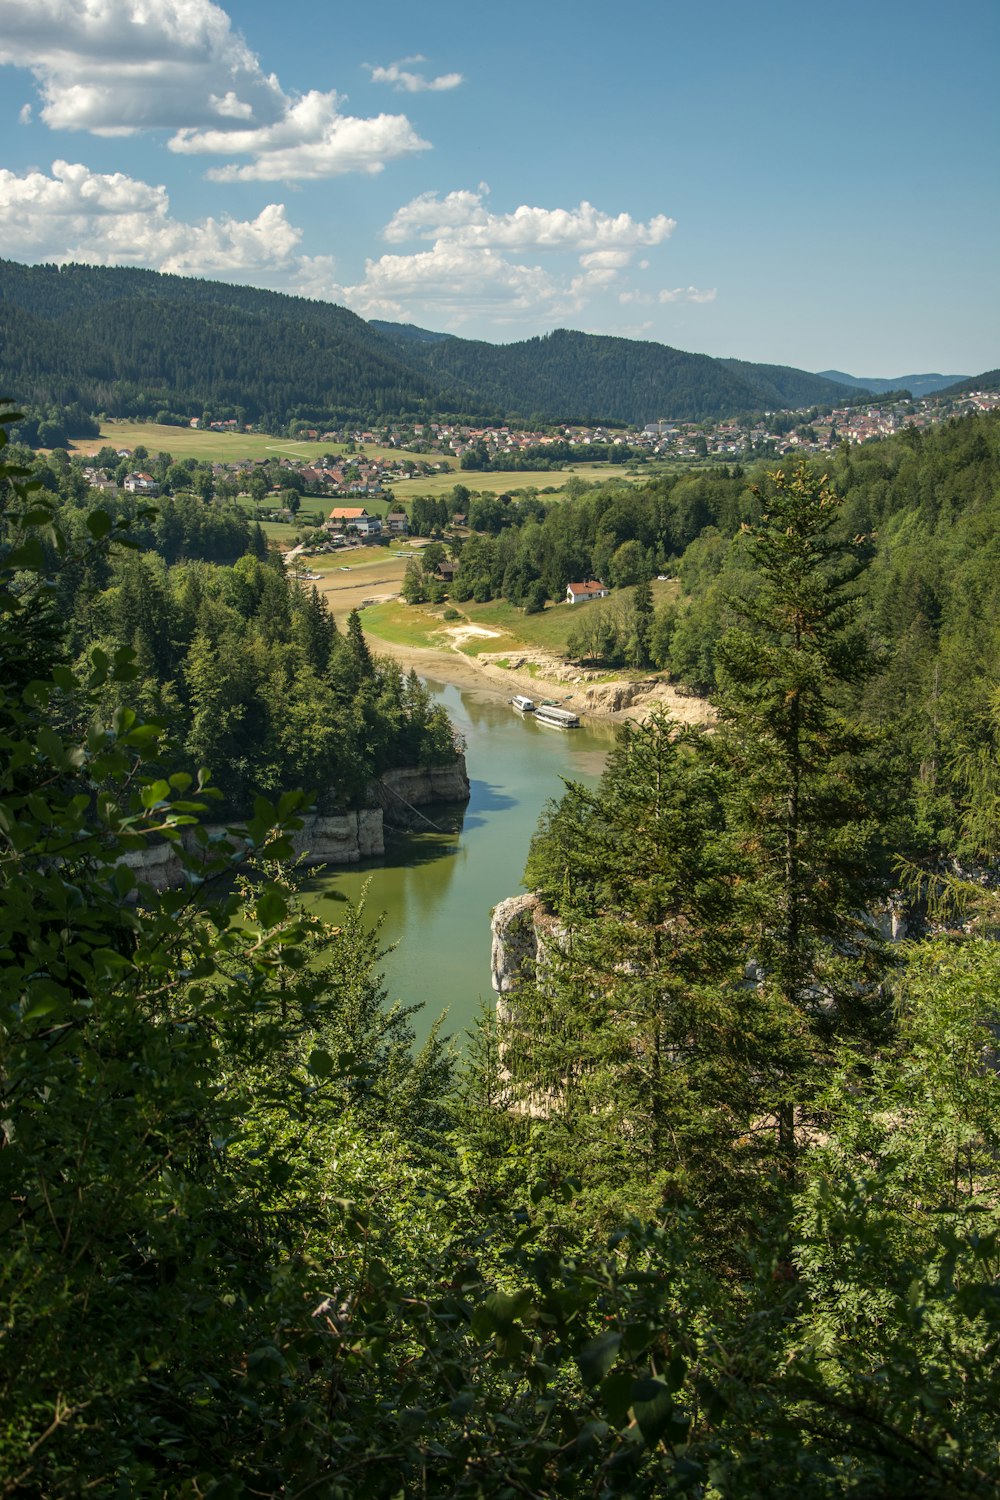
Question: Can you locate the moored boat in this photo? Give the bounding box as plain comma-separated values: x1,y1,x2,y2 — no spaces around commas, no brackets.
510,694,536,713
534,703,580,729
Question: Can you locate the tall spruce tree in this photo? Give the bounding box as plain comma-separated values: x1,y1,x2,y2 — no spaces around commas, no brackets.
714,463,892,1152
493,716,761,1229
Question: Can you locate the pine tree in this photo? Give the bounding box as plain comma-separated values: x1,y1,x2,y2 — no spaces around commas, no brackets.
713,463,892,1152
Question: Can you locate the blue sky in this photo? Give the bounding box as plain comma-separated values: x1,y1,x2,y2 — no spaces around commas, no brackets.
1,0,996,376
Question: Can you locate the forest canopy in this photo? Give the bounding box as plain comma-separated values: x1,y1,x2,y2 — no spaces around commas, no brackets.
2,397,999,1497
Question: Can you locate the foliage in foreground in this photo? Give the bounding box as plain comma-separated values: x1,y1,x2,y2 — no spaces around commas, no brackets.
2,409,999,1496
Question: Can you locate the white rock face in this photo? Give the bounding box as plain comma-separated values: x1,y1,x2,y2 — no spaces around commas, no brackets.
118,757,469,893
287,809,385,865
491,892,543,999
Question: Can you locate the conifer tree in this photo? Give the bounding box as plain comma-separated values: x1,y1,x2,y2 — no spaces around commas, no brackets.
499,716,758,1228
714,463,891,1151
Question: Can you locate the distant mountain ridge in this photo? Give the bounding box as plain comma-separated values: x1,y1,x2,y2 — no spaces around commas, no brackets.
371,325,866,424
369,320,452,346
818,369,968,398
1,257,867,427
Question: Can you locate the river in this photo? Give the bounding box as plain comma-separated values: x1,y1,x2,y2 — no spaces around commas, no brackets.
300,676,615,1048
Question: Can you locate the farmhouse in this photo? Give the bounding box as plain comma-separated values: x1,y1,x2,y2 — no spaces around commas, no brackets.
566,580,608,604
385,511,410,535
326,506,382,537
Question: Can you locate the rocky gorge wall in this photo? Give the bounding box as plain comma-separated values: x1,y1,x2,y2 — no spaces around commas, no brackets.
489,885,914,1018
120,756,470,892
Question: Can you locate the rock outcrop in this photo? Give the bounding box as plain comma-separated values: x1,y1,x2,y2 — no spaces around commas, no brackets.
491,892,544,999
120,756,469,892
374,761,471,813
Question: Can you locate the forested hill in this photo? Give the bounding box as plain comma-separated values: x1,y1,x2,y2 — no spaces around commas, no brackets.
937,368,1000,396
1,257,862,428
375,325,864,424
0,259,456,426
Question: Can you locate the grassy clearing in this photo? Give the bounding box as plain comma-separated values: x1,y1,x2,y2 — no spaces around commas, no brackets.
353,445,455,470
317,565,678,666
307,545,408,572
356,600,449,649
72,422,348,464
71,423,461,473
458,598,581,655
258,519,305,543
388,461,648,506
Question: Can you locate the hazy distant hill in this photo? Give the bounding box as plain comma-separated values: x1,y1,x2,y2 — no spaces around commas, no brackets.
818,369,967,398
0,257,863,428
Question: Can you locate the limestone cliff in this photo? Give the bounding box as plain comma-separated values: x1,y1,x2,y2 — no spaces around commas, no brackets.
120,755,470,892
491,893,544,999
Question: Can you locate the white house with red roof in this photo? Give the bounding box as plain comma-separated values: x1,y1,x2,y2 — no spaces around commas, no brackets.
566,580,608,604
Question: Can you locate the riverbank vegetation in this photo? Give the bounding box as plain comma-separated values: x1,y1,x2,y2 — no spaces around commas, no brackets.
2,399,999,1496
402,413,1000,863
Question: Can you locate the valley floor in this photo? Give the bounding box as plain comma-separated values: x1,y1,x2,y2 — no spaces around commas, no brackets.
306,546,711,726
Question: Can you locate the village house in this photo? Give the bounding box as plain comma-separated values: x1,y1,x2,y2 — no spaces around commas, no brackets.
566,580,608,605
122,471,161,496
326,506,382,537
385,511,410,535
83,467,119,495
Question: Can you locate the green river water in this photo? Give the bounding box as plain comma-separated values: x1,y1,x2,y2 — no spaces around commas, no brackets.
300,676,615,1048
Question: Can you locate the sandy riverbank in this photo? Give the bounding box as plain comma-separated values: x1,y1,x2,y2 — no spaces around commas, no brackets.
370,628,713,729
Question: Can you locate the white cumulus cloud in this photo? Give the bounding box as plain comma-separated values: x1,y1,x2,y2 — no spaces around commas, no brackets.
172,92,430,182
0,0,283,134
366,57,463,93
335,187,686,330
384,189,675,256
658,286,717,304
312,243,563,326
0,160,303,277
0,0,431,180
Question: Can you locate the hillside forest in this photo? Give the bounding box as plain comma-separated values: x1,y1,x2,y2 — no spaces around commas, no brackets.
2,396,1000,1497
0,257,867,431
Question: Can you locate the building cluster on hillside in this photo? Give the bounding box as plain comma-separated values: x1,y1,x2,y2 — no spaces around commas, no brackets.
296,387,999,466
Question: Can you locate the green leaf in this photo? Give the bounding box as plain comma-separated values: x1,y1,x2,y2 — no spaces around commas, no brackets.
577,1329,621,1387
256,888,288,929
630,1377,686,1448
307,1049,334,1078
601,1370,636,1428
86,508,113,540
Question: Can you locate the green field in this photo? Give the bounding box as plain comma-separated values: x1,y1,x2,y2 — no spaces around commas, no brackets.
354,600,466,650
357,578,678,661
307,544,412,572
389,460,647,506
73,422,468,476
73,421,352,464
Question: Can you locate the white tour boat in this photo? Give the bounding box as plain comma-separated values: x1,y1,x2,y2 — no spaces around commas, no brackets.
534,703,580,729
